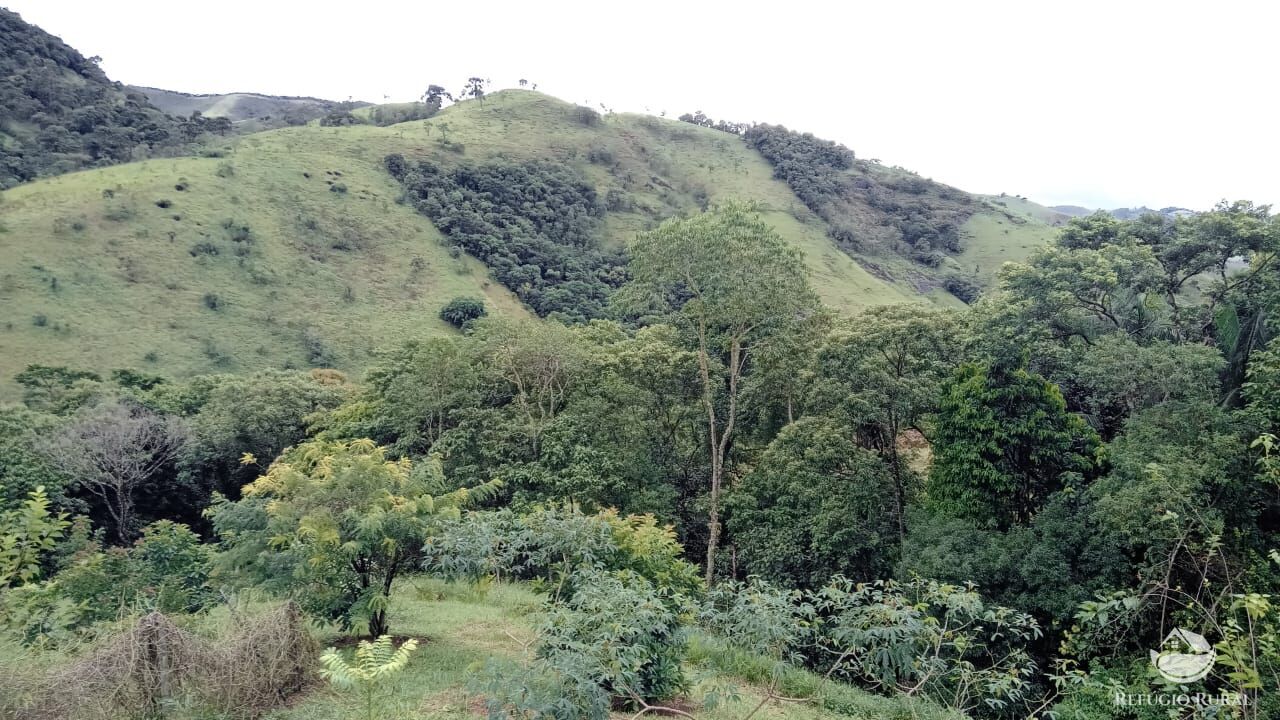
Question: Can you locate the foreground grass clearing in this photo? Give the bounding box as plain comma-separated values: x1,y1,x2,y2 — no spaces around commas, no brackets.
265,578,959,720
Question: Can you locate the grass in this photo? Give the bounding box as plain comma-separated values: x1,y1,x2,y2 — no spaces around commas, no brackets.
953,196,1063,284
0,89,1043,399
260,578,960,720
0,577,961,719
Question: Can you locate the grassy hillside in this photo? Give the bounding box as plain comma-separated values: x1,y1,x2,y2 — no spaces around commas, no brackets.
951,195,1066,282
0,90,932,398
0,119,528,399
130,85,368,130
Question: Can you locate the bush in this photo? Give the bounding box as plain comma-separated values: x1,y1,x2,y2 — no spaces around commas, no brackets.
439,296,487,328
473,567,688,719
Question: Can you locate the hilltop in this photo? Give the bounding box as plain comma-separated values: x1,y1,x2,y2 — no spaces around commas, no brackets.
128,85,370,131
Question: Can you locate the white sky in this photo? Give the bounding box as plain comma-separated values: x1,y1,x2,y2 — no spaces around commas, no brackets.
7,0,1278,210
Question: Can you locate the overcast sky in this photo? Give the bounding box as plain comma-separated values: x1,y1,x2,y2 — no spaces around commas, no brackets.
8,0,1278,210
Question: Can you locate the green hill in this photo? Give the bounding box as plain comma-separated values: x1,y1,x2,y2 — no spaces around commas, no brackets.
0,87,1062,399
0,91,921,397
0,8,195,188
128,85,368,131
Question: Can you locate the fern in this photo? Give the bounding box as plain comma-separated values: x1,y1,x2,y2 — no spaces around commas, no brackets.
319,634,418,720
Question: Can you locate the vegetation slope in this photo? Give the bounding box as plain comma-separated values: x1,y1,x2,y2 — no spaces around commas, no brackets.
0,90,948,397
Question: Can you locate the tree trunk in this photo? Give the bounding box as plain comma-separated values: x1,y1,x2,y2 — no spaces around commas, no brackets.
368,610,388,639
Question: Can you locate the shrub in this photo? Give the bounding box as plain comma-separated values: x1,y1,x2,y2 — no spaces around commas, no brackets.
439,296,487,328
202,293,222,310
943,272,982,303
473,567,688,719
320,635,419,720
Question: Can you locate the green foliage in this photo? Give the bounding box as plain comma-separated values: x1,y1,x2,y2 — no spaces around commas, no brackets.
728,417,899,587
320,635,419,720
13,364,102,414
702,576,1043,718
425,506,702,601
744,123,973,261
170,369,351,497
929,360,1098,528
126,519,213,613
474,567,688,719
1,519,212,645
387,155,624,322
209,438,500,636
439,296,487,328
0,407,69,512
0,486,69,589
620,201,821,583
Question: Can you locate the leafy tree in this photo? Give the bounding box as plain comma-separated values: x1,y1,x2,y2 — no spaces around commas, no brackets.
619,202,820,584
460,76,488,105
13,364,102,414
439,296,487,328
343,338,481,454
928,360,1098,528
474,567,689,719
728,417,898,587
0,406,69,513
175,370,350,498
810,305,967,539
211,439,500,637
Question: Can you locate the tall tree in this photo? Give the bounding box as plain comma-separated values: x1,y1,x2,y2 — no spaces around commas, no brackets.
928,359,1098,529
618,202,819,585
810,305,968,540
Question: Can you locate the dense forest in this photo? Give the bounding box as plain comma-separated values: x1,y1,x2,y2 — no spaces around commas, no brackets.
2,196,1277,719
386,154,628,322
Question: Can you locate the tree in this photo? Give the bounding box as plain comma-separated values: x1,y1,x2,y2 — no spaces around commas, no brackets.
320,635,419,720
422,84,451,112
618,202,820,585
810,305,967,540
42,400,188,543
928,360,1098,528
439,296,487,328
460,76,488,105
728,417,898,587
13,364,102,414
176,370,350,498
214,439,499,637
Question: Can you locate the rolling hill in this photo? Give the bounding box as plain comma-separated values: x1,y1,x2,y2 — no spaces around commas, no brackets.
0,6,1066,398
129,85,369,131
0,89,1065,399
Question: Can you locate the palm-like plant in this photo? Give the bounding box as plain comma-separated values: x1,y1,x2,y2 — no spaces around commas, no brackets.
319,634,419,720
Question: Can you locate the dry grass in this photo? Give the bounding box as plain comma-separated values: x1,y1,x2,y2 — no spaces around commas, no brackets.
13,602,316,720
